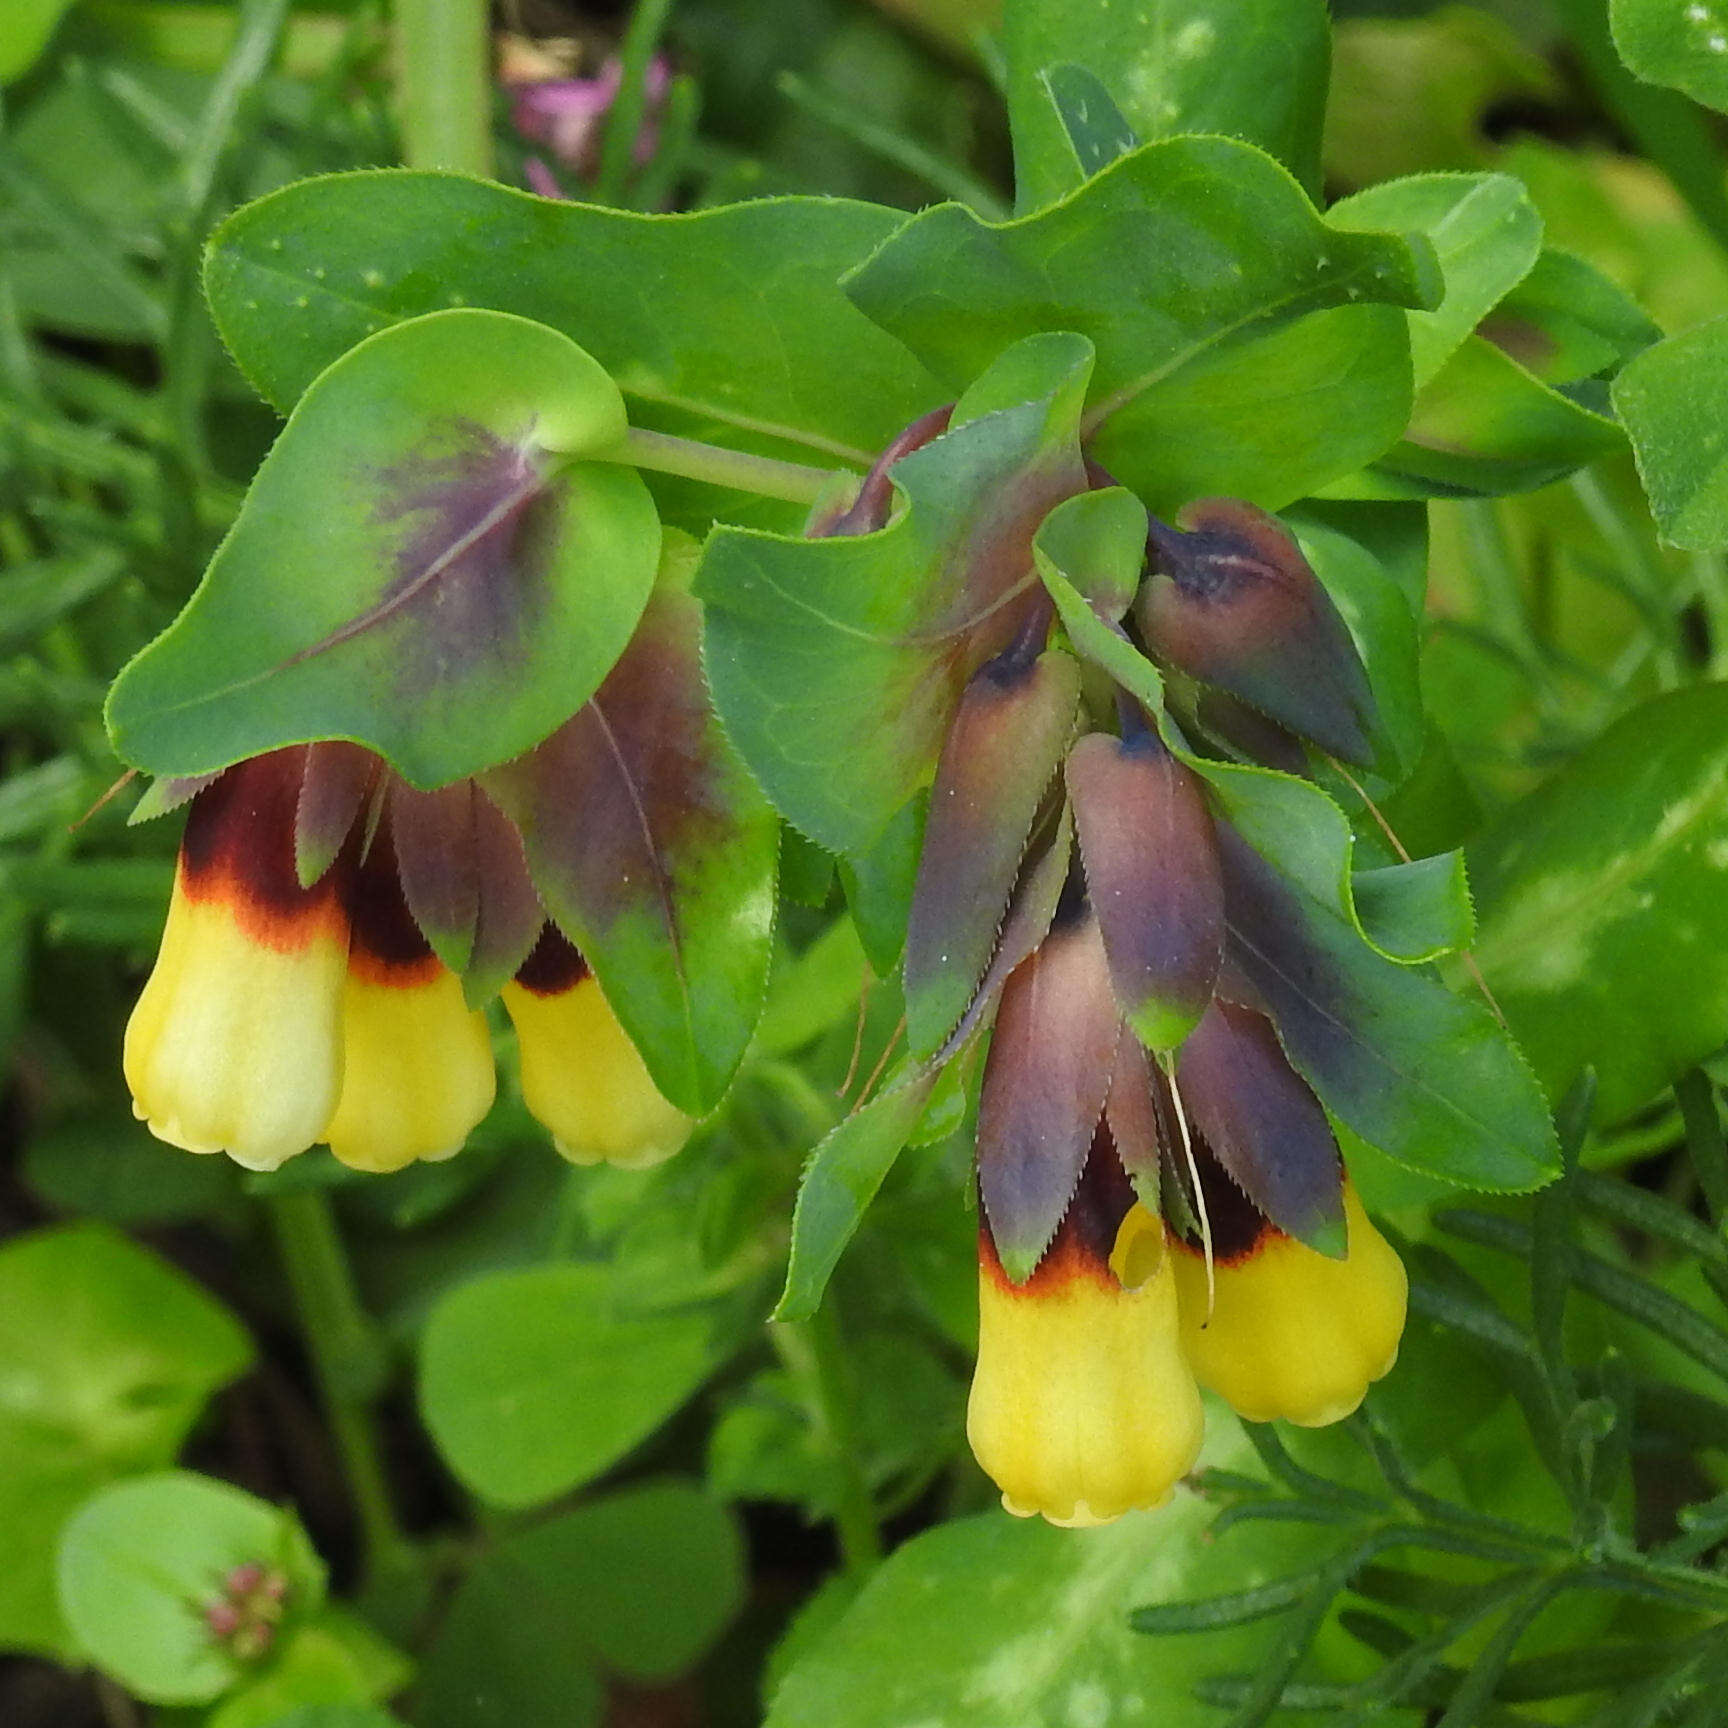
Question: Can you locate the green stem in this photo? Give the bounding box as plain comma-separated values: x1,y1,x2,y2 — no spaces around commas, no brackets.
268,1191,406,1571
595,0,677,207
773,1305,883,1575
396,0,491,177
599,425,847,505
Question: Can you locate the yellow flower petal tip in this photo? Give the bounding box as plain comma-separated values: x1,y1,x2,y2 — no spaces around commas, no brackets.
967,1204,1205,1529
504,933,692,1168
1172,1184,1408,1428
323,963,496,1175
123,756,349,1173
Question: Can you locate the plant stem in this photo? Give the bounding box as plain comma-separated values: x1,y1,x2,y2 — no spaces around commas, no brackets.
773,1305,883,1576
600,425,847,505
396,0,491,177
595,0,677,207
267,1190,406,1573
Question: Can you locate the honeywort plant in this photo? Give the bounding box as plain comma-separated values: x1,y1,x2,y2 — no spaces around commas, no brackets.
5,0,1728,1723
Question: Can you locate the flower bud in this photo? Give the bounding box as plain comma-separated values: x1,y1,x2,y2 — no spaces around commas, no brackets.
1139,498,1376,766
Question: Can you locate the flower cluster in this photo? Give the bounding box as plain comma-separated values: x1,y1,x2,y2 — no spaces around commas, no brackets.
125,743,689,1175
938,494,1409,1525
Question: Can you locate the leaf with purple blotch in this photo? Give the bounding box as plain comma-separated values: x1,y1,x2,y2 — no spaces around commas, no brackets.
976,902,1121,1283
1068,729,1223,1054
1140,498,1378,767
1174,998,1345,1255
696,332,1094,858
106,309,660,789
904,644,1080,1059
1216,823,1558,1193
484,587,777,1115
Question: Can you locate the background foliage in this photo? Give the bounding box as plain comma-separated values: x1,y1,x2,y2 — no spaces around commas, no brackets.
3,0,1728,1725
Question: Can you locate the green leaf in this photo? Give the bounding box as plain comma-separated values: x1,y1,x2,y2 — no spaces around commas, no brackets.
1486,249,1661,387
1219,826,1559,1192
22,1111,242,1225
0,1225,253,1659
765,1472,1345,1728
57,1471,325,1706
419,1263,729,1507
0,547,127,653
1351,855,1475,965
1102,303,1418,515
774,1068,941,1322
1035,64,1141,186
107,309,658,787
485,588,778,1114
1329,172,1545,388
0,0,77,81
1359,335,1625,499
417,1483,741,1726
843,135,1437,511
1285,505,1426,782
1003,0,1330,206
204,173,943,459
1611,0,1728,116
1615,315,1728,549
838,796,924,977
697,332,1092,857
206,1611,412,1728
1469,684,1728,1123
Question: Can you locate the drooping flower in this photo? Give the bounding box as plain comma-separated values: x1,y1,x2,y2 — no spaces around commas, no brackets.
502,924,692,1169
968,1122,1204,1527
1170,1147,1407,1428
124,742,689,1173
124,749,349,1172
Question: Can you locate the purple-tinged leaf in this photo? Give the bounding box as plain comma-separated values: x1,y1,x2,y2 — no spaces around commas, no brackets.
976,904,1121,1283
484,588,777,1114
1216,823,1558,1193
295,743,377,889
389,780,482,977
107,310,660,789
1194,689,1308,777
697,333,1094,857
1140,498,1377,766
1174,998,1345,1256
1104,1026,1165,1205
466,789,545,1007
129,771,220,826
905,644,1079,1059
936,804,1073,1063
1068,730,1223,1053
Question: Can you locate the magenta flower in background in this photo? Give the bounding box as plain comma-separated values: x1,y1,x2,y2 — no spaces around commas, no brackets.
508,54,672,199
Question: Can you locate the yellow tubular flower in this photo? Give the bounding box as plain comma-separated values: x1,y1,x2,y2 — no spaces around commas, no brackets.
501,926,692,1168
1171,1183,1407,1427
124,750,349,1173
967,1142,1205,1527
322,831,495,1174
